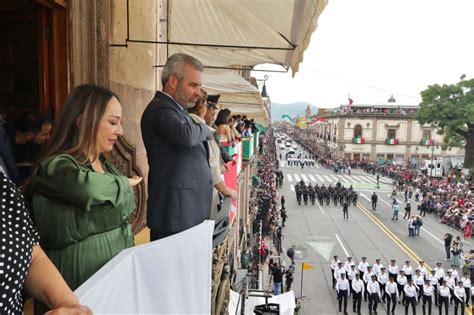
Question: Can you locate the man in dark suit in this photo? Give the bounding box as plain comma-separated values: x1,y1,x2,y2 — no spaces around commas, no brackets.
141,53,213,241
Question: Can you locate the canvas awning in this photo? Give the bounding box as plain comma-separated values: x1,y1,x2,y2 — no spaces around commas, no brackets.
168,0,328,76
201,69,269,124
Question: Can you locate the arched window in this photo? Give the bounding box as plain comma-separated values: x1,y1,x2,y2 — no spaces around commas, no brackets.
354,125,362,138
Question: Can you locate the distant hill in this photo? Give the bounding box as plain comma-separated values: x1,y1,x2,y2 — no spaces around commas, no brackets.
271,102,319,121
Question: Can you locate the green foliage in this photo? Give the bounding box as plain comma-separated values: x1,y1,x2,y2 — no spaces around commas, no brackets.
416,78,474,149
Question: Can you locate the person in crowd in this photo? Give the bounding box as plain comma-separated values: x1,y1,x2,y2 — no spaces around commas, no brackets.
397,270,408,305
414,215,423,236
187,89,237,200
408,216,416,237
377,267,388,303
461,273,471,306
464,221,472,245
336,273,350,314
7,111,52,182
352,273,364,314
438,280,450,315
367,275,381,314
388,259,400,280
454,281,466,315
427,269,439,307
403,279,418,314
402,261,413,282
445,233,453,260
386,276,399,314
422,279,434,315
392,199,400,220
451,241,462,268
0,173,92,315
31,84,141,313
271,263,283,296
331,255,341,289
215,108,234,145
141,53,213,240
404,201,412,219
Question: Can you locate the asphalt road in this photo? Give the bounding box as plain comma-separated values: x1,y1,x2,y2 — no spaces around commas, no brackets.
276,139,472,315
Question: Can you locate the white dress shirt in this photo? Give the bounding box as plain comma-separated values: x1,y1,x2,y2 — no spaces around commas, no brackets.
334,267,346,280
336,279,350,293
446,276,456,289
352,279,365,294
331,259,341,271
402,265,413,277
388,264,399,275
427,274,439,286
358,261,369,274
454,286,466,302
367,281,381,297
435,267,445,280
347,269,357,281
363,271,375,284
424,284,434,296
378,272,388,285
439,286,450,297
404,284,418,302
417,265,428,278
386,282,399,297
462,277,471,289
373,262,383,275
414,274,424,288
397,275,407,286
345,260,355,273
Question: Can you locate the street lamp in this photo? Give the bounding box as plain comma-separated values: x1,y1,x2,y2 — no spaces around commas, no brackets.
257,75,269,98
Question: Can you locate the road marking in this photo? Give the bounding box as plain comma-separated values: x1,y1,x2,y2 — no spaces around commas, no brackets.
306,241,336,260
360,193,371,202
308,175,316,182
335,233,350,257
316,201,325,214
301,174,309,182
322,175,333,182
294,174,301,182
316,175,325,182
369,195,445,246
287,174,293,182
290,184,295,192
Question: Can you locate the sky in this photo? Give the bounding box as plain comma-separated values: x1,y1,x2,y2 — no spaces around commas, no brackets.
253,0,474,109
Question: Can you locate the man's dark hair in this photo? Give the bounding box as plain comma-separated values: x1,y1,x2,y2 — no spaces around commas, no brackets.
15,111,47,134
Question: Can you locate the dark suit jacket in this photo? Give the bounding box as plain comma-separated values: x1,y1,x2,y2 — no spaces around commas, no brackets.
141,91,213,233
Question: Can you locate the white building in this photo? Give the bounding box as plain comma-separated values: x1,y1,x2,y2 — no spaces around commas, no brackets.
311,103,464,166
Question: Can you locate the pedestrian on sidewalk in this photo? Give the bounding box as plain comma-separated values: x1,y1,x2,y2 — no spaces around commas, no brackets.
271,263,283,295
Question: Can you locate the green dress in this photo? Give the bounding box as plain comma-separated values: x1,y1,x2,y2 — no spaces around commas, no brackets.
32,153,135,290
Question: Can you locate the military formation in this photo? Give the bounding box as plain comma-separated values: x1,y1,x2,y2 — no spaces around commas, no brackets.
295,180,359,207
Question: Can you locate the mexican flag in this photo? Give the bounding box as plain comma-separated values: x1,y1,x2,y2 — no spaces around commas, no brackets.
420,139,434,145
386,138,398,145
353,137,365,144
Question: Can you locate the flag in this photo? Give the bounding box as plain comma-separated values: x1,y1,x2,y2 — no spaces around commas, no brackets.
302,262,314,270
348,97,354,105
386,138,398,145
420,139,434,145
353,137,365,144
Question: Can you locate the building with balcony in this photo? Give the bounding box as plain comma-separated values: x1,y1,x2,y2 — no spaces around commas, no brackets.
310,103,464,166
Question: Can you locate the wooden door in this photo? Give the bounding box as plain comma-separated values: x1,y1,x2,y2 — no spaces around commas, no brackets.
0,0,68,122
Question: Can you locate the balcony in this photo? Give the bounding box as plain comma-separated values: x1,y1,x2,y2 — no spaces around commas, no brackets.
420,139,434,145
385,138,399,145
353,137,365,144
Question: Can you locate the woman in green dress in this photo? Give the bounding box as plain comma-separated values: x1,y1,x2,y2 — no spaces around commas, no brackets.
31,85,142,296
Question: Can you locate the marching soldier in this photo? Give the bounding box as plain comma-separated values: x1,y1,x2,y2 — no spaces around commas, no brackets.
336,273,350,314
386,276,399,314
352,273,364,314
422,279,434,315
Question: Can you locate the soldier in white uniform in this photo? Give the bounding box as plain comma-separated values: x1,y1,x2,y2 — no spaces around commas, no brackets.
454,281,466,315
352,273,364,314
438,280,450,315
422,279,435,315
386,276,399,314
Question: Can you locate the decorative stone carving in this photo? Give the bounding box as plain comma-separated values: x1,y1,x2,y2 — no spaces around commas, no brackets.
105,136,146,234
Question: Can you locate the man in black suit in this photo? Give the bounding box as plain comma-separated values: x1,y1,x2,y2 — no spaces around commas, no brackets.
141,53,213,241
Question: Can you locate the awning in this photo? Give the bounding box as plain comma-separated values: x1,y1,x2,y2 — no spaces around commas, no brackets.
169,0,328,76
201,69,269,124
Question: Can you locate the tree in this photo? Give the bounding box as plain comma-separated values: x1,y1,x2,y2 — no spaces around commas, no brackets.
416,78,474,169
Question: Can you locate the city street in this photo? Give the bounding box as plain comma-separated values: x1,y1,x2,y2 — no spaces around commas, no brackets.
277,141,472,315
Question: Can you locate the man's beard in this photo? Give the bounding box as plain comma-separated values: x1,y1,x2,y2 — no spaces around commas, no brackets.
174,81,195,109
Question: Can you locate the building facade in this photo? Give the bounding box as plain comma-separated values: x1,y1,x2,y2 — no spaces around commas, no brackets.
310,104,464,166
